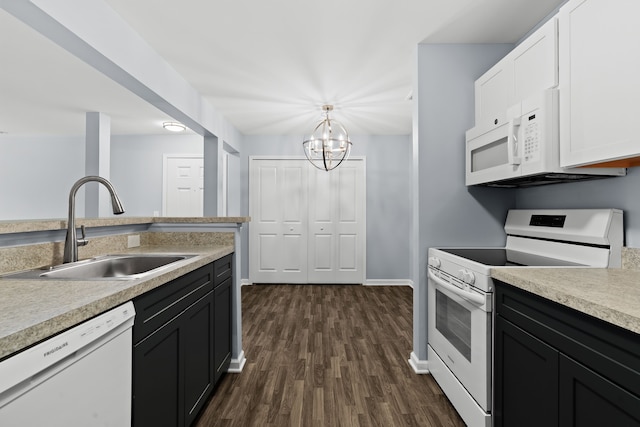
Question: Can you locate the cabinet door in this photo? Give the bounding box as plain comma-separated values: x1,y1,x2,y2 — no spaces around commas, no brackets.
184,292,215,427
559,355,640,426
559,0,640,167
214,276,232,384
494,316,559,427
511,17,557,103
133,317,183,427
474,57,512,133
134,290,216,427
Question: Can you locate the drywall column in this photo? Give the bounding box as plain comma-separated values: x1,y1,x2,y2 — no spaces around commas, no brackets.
85,112,112,217
409,44,516,373
203,134,218,216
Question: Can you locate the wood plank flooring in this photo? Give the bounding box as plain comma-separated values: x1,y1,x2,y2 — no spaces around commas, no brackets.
195,284,465,427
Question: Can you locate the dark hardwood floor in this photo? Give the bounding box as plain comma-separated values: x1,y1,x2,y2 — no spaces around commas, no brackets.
195,284,464,427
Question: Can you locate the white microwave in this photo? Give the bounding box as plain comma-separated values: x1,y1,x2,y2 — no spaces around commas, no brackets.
465,89,626,187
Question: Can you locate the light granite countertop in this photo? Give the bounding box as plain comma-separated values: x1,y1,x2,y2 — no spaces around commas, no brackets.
0,244,234,360
491,267,640,335
0,216,250,235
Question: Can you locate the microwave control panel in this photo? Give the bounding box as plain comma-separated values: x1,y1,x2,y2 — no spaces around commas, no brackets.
523,113,540,162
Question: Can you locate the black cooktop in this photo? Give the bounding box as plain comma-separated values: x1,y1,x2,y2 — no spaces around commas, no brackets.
439,248,585,267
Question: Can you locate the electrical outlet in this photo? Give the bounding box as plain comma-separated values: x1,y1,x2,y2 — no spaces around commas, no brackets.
127,234,140,248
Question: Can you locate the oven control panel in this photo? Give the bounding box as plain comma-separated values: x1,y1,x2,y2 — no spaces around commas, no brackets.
428,257,441,268
457,269,476,285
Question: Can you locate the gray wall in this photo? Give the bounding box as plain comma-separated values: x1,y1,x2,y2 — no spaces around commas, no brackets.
412,43,517,362
110,134,203,216
0,133,206,220
0,135,85,219
515,168,640,246
240,134,412,282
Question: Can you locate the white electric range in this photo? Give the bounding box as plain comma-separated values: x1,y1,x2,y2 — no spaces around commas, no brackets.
426,209,623,427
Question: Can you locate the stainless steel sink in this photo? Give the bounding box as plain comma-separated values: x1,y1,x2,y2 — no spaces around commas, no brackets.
2,254,196,280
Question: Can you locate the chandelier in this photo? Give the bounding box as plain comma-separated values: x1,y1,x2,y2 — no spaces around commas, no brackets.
302,105,352,171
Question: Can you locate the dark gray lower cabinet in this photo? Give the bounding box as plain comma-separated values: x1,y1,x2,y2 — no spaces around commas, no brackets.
132,254,233,427
495,282,640,427
494,316,558,427
213,254,232,384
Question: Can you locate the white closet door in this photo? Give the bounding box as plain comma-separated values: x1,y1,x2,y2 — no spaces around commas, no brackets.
249,159,308,283
308,160,365,283
164,156,203,217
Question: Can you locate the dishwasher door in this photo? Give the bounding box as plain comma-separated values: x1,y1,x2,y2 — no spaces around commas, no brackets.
0,302,135,427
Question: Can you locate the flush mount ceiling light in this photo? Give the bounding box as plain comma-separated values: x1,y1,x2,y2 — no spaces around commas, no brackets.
162,121,186,132
302,105,352,171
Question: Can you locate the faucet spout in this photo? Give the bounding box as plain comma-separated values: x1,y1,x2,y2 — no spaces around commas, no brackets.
63,176,125,264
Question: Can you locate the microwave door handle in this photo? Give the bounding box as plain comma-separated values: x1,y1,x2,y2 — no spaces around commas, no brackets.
507,117,522,166
428,268,485,306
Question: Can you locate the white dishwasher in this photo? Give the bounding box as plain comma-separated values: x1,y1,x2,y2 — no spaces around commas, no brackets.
0,301,135,427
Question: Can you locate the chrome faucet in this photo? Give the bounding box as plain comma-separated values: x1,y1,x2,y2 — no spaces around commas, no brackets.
63,176,125,263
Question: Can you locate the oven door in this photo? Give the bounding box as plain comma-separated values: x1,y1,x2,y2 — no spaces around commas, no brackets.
428,267,492,411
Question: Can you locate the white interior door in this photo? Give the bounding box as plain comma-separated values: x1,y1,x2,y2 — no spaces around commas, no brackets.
308,160,365,283
164,155,203,217
249,158,365,284
249,159,308,283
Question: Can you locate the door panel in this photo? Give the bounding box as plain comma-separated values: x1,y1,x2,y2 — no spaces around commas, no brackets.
338,167,357,221
258,167,278,221
312,234,333,271
283,167,304,221
282,234,305,272
338,234,357,271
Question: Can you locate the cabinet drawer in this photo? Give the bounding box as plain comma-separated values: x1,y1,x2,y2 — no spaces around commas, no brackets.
214,254,233,287
133,263,214,343
496,282,640,397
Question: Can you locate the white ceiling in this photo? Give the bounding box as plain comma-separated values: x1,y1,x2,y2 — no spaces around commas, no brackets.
0,0,565,137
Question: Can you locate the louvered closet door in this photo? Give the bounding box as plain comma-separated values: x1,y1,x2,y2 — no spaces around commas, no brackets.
307,160,365,284
249,159,308,283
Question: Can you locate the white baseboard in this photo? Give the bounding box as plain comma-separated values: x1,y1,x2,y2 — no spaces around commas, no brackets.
408,351,429,374
242,279,413,288
365,279,413,288
228,350,246,373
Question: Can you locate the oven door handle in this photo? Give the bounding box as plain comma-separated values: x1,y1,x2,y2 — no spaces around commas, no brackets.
428,269,486,306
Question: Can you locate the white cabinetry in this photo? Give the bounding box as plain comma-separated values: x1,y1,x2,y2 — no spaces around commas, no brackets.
559,0,640,167
474,18,558,134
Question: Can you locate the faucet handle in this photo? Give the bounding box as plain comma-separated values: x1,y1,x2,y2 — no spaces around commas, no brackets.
77,225,89,247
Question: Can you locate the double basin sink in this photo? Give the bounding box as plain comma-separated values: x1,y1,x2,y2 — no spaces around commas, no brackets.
2,254,196,281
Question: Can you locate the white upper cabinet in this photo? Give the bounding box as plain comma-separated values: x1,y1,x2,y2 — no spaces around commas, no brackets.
512,18,558,102
559,0,640,167
474,18,558,134
475,56,512,133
